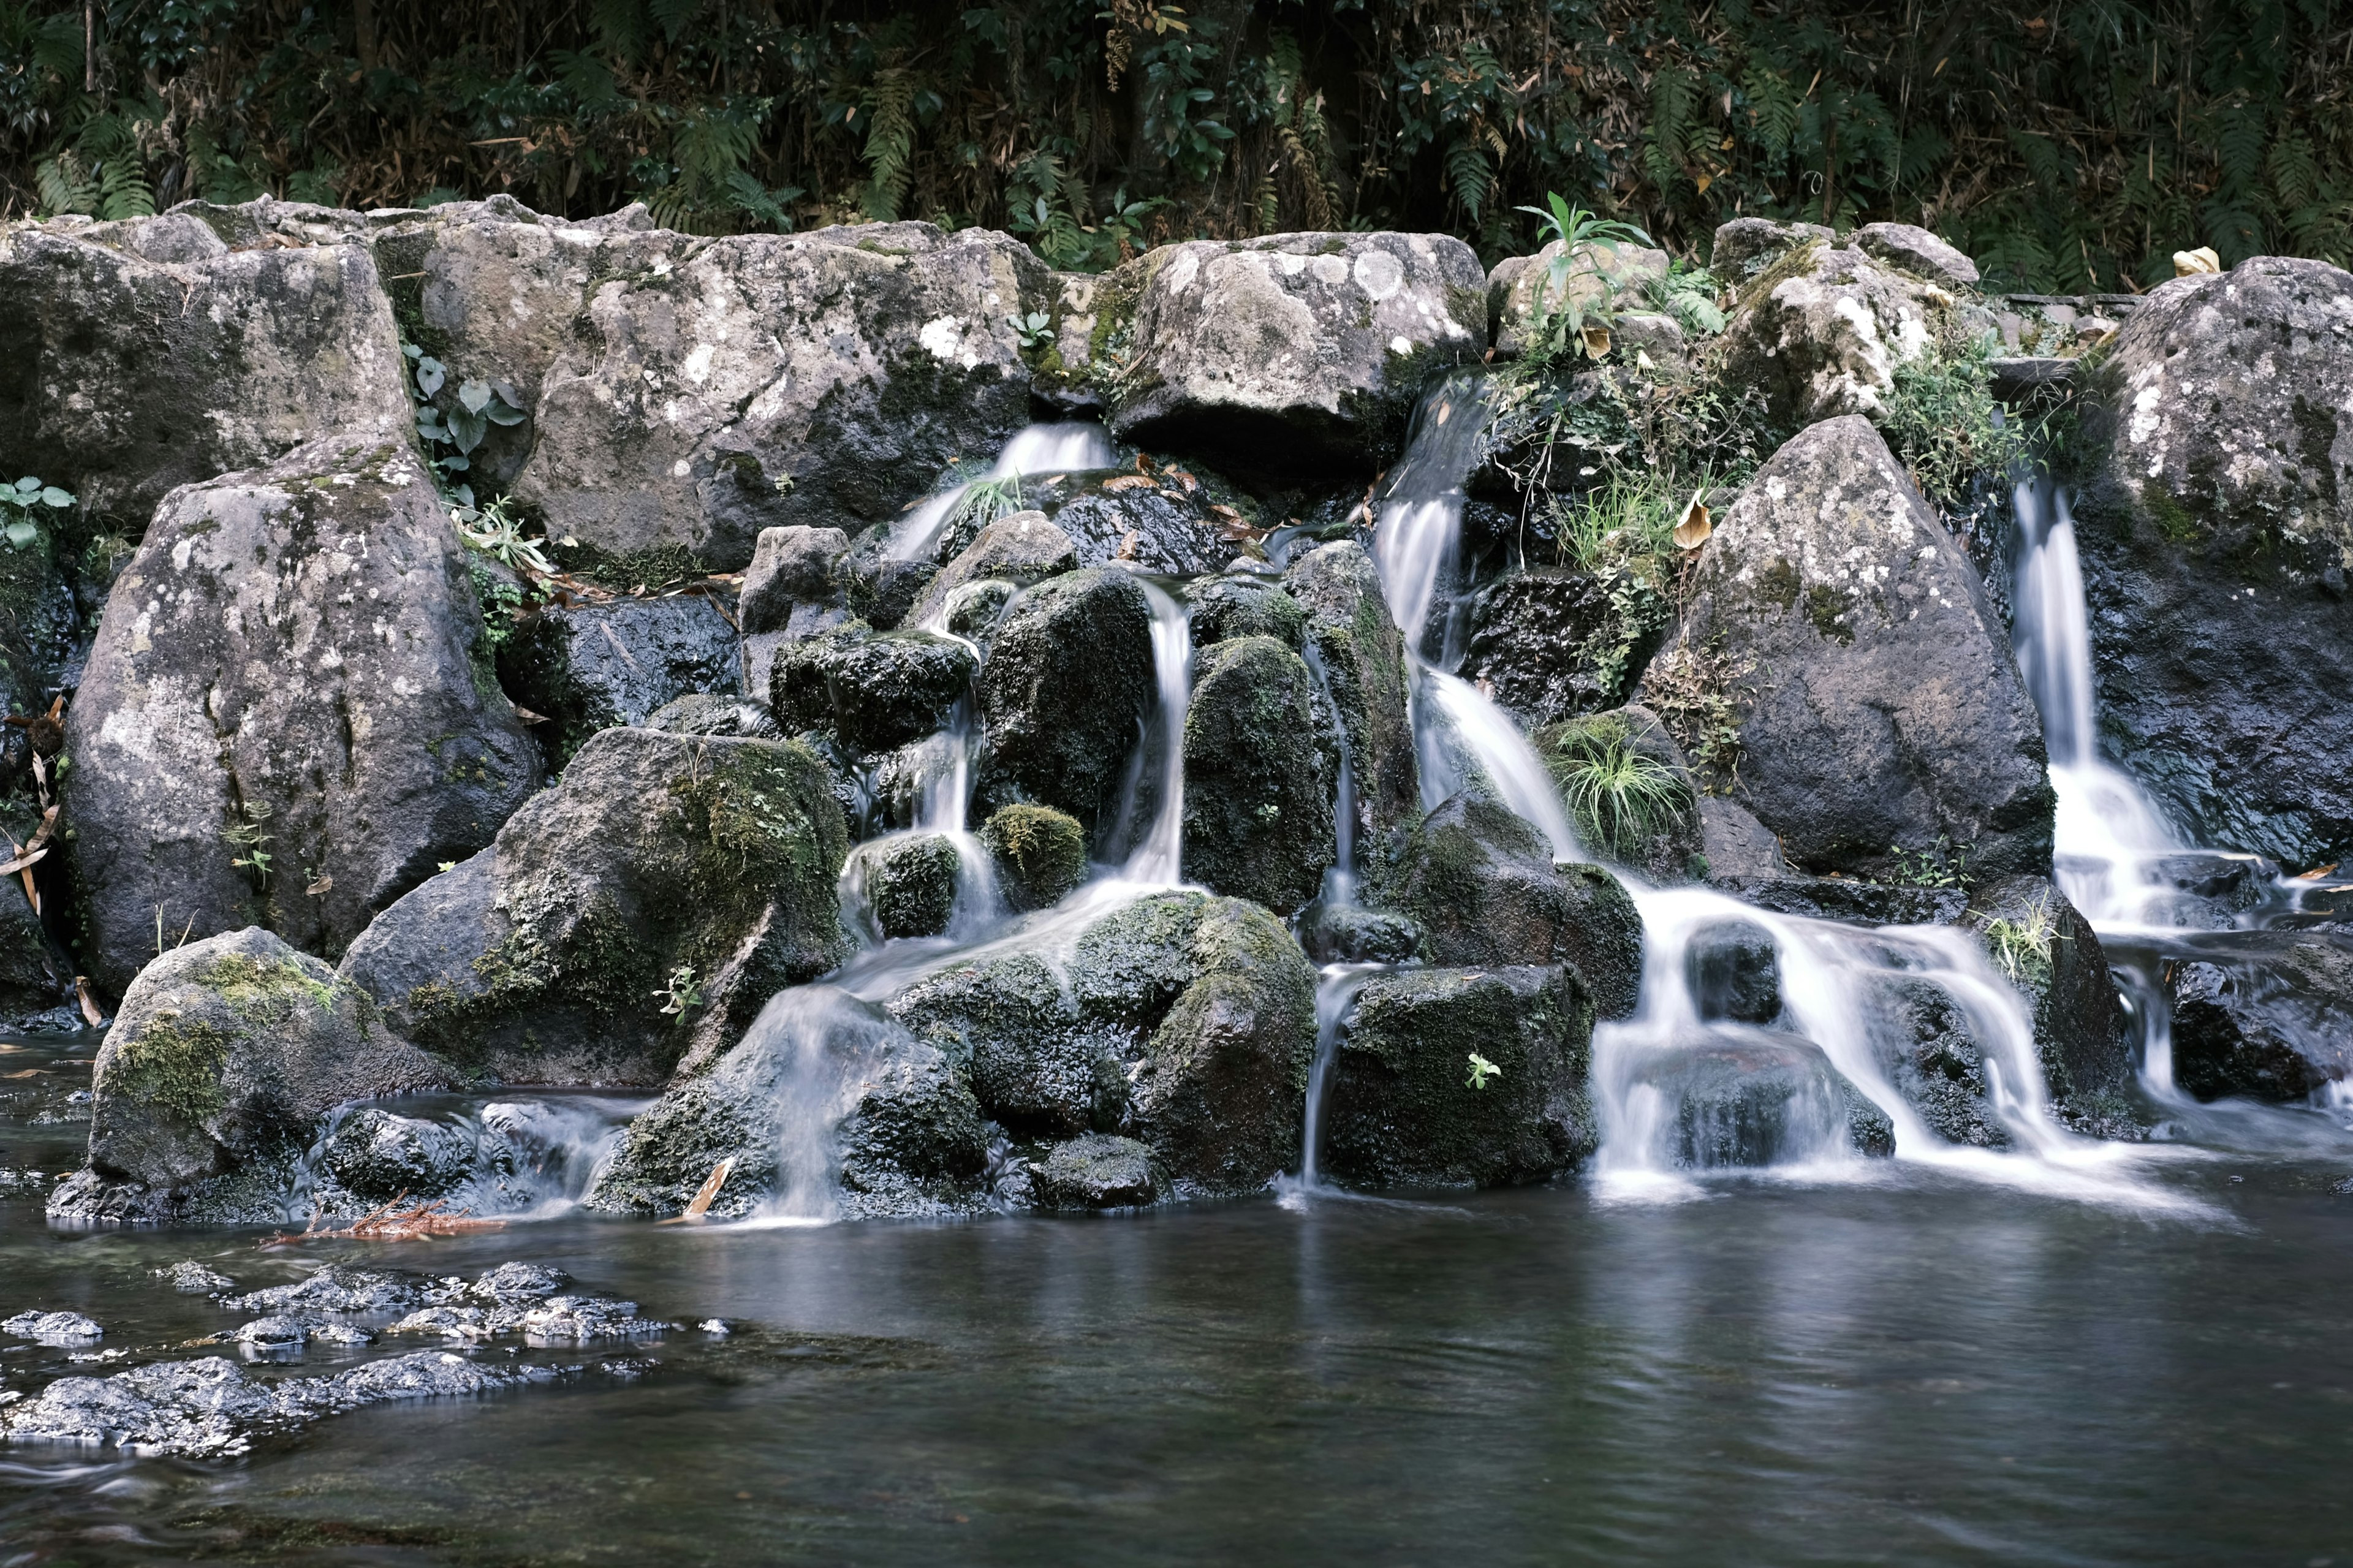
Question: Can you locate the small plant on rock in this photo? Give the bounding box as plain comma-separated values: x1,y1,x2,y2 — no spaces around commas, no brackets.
1466,1051,1502,1090
1515,193,1654,364
656,965,704,1017
1,477,73,550
1642,634,1756,790
1887,836,1971,890
221,801,275,890
1979,896,2063,989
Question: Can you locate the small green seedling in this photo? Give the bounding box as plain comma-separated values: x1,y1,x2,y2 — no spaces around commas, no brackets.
1,477,74,549
1466,1051,1502,1091
657,964,705,1017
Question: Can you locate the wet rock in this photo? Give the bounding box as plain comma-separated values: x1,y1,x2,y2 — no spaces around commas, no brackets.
1181,634,1334,913
770,622,976,756
1720,238,1962,428
63,436,540,998
1034,1134,1160,1208
515,222,1050,571
498,595,738,762
738,524,852,643
0,1349,565,1459
855,833,961,940
976,568,1155,834
906,511,1077,629
836,527,941,631
52,928,446,1224
1852,222,1980,289
1283,541,1419,846
2068,257,2353,868
1374,793,1645,1018
1186,574,1306,651
1488,238,1670,360
1697,795,1792,881
1323,965,1596,1187
515,1295,675,1345
1107,232,1486,474
588,987,987,1219
338,728,849,1085
222,1265,433,1316
229,1314,377,1352
1039,471,1255,575
2169,936,2353,1102
1624,1032,1894,1167
1708,217,1836,279
979,804,1089,912
4,1310,103,1344
1298,903,1424,966
1967,876,2136,1127
890,953,1119,1140
1685,920,1782,1025
316,1107,475,1203
645,694,781,740
1711,875,1968,929
1458,568,1629,726
1863,974,2011,1148
155,1262,235,1293
0,872,76,1034
468,1262,570,1305
0,213,410,531
1673,416,2053,880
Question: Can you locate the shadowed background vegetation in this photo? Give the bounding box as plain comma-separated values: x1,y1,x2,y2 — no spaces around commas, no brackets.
3,0,2349,286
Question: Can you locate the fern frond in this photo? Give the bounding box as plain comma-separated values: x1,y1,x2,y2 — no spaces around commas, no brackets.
1444,138,1491,221
34,152,99,217
99,158,156,219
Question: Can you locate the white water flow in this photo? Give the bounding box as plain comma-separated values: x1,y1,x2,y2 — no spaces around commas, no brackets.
2008,482,2183,927
733,987,914,1225
1370,378,1582,859
887,422,1120,562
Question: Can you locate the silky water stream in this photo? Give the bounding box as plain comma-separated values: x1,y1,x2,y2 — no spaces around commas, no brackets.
10,412,2353,1564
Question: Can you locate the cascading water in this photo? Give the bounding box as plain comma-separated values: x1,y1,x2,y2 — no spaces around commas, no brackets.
886,422,1119,563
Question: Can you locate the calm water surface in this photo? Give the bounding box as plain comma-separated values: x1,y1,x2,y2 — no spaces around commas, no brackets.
7,1032,2353,1566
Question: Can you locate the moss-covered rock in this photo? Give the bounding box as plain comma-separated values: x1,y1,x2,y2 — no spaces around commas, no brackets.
586,986,987,1219
1373,793,1644,1018
980,803,1089,911
1186,574,1307,651
1621,1032,1894,1167
51,927,447,1222
1283,540,1419,849
976,568,1154,834
906,511,1078,629
339,728,851,1085
855,833,961,939
890,953,1118,1138
1322,964,1595,1188
1033,1134,1161,1208
770,621,976,756
1180,634,1333,912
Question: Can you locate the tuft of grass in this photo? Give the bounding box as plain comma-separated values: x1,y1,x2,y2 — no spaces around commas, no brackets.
1543,713,1696,863
1979,895,2063,989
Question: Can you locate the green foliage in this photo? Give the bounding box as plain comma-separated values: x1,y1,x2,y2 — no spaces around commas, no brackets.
1887,836,1971,890
403,341,525,507
1979,896,2063,990
455,496,555,578
1643,634,1756,789
1541,711,1696,863
1465,1051,1501,1090
1879,324,2029,515
655,963,704,1017
221,799,274,890
0,475,72,550
1,2,2346,289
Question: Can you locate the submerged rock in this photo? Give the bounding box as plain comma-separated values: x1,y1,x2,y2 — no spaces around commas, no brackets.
1623,1031,1895,1167
1672,416,2053,881
513,222,1049,571
2068,257,2353,869
976,568,1156,835
63,436,540,997
1323,965,1597,1187
2169,936,2353,1102
4,1310,104,1344
1374,793,1644,1018
979,804,1088,912
51,928,445,1224
1181,634,1334,913
0,211,410,531
338,728,849,1085
1107,232,1486,474
498,595,738,762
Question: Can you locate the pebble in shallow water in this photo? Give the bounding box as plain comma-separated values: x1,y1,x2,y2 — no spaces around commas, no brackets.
227,1315,380,1353
2,1311,102,1344
154,1260,235,1293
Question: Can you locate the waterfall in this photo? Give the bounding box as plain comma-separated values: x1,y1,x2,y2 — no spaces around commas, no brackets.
1369,377,1583,860
1118,578,1195,887
887,422,1118,563
735,988,909,1226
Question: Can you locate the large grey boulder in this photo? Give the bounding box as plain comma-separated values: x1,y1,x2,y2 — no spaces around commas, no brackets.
976,568,1156,835
1321,964,1596,1188
2169,934,2353,1102
1852,222,1980,289
1709,217,1836,279
1180,635,1333,913
1373,793,1645,1020
1670,416,2053,881
513,222,1051,572
338,727,849,1086
0,214,410,531
585,987,988,1220
1107,232,1485,472
50,927,446,1223
1283,541,1419,848
2068,258,2353,868
62,437,540,998
497,595,737,762
1719,238,1962,428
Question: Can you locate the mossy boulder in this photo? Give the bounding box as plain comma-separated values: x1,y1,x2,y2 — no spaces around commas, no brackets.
1322,965,1596,1188
770,621,976,757
1374,793,1644,1019
339,727,851,1085
1034,1134,1161,1208
1718,237,1963,428
1283,541,1419,849
62,436,541,998
976,568,1155,835
498,595,738,763
855,833,961,940
890,953,1120,1139
980,803,1089,911
586,986,987,1219
51,927,447,1222
1186,574,1307,651
1180,634,1333,912
905,511,1078,629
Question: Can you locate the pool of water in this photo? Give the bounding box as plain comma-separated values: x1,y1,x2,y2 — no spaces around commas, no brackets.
9,1031,2353,1566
